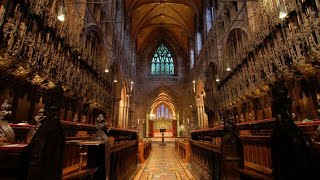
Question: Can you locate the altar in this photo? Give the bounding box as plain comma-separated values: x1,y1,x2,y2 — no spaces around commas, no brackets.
153,129,173,137
151,117,176,137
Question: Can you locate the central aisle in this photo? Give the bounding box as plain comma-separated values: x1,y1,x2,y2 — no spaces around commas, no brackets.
133,143,194,180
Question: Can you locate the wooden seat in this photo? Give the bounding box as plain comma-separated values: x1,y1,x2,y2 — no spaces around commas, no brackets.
63,168,98,180
238,168,273,180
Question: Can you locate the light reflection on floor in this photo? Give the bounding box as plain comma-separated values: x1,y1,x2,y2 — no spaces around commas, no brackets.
133,143,194,180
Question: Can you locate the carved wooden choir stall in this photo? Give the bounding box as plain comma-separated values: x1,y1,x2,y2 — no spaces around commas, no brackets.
0,98,149,180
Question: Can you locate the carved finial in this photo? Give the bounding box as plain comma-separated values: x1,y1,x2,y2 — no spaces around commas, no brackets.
0,100,13,122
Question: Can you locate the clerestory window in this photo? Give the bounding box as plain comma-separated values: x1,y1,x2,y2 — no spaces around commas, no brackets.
151,44,175,75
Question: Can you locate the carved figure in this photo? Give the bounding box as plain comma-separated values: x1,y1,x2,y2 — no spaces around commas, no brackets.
95,114,107,141
73,114,79,122
0,100,13,122
26,109,46,143
81,115,87,123
0,119,15,143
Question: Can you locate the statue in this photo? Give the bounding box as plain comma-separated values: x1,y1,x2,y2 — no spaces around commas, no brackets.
95,114,107,141
81,115,87,123
223,112,236,132
34,109,46,125
96,114,105,130
0,127,7,143
239,114,245,122
0,100,13,122
26,109,46,143
73,114,79,122
0,101,15,143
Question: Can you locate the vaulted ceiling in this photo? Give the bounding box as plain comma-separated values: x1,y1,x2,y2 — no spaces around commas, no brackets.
125,0,201,53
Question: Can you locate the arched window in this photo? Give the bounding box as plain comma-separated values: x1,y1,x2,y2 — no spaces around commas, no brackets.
151,44,174,75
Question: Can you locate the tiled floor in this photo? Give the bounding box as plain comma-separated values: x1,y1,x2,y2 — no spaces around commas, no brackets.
133,143,194,180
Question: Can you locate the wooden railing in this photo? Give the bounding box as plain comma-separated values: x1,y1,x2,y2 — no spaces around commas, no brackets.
190,139,221,180
175,138,191,163
138,138,152,163
110,139,138,180
188,127,225,180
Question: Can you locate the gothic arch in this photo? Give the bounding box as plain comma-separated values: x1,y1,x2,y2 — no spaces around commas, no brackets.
85,24,108,72
223,28,248,71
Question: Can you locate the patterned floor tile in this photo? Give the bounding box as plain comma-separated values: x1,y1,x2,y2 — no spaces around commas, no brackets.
134,143,194,180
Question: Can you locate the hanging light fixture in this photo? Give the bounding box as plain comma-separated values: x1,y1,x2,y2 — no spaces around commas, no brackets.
226,67,231,72
278,5,287,19
113,78,117,83
57,1,66,22
104,68,109,73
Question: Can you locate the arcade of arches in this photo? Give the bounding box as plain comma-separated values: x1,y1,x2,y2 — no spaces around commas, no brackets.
1,0,320,180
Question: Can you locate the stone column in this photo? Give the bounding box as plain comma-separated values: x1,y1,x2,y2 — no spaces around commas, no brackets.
112,97,121,128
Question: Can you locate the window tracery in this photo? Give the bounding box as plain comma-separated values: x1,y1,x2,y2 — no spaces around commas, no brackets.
151,44,175,75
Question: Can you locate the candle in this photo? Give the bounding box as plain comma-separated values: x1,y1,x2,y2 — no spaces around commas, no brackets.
138,118,140,124
188,118,190,124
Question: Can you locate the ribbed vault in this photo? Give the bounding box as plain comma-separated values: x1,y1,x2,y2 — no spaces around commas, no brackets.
125,0,200,53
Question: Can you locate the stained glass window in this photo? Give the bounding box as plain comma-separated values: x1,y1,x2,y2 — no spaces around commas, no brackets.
151,44,174,75
156,104,173,119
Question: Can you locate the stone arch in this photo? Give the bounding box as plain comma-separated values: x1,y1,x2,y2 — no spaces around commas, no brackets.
223,28,248,71
118,80,130,129
85,24,108,72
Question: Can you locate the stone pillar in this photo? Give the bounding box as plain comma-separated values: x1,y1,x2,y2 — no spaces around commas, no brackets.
112,97,121,128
